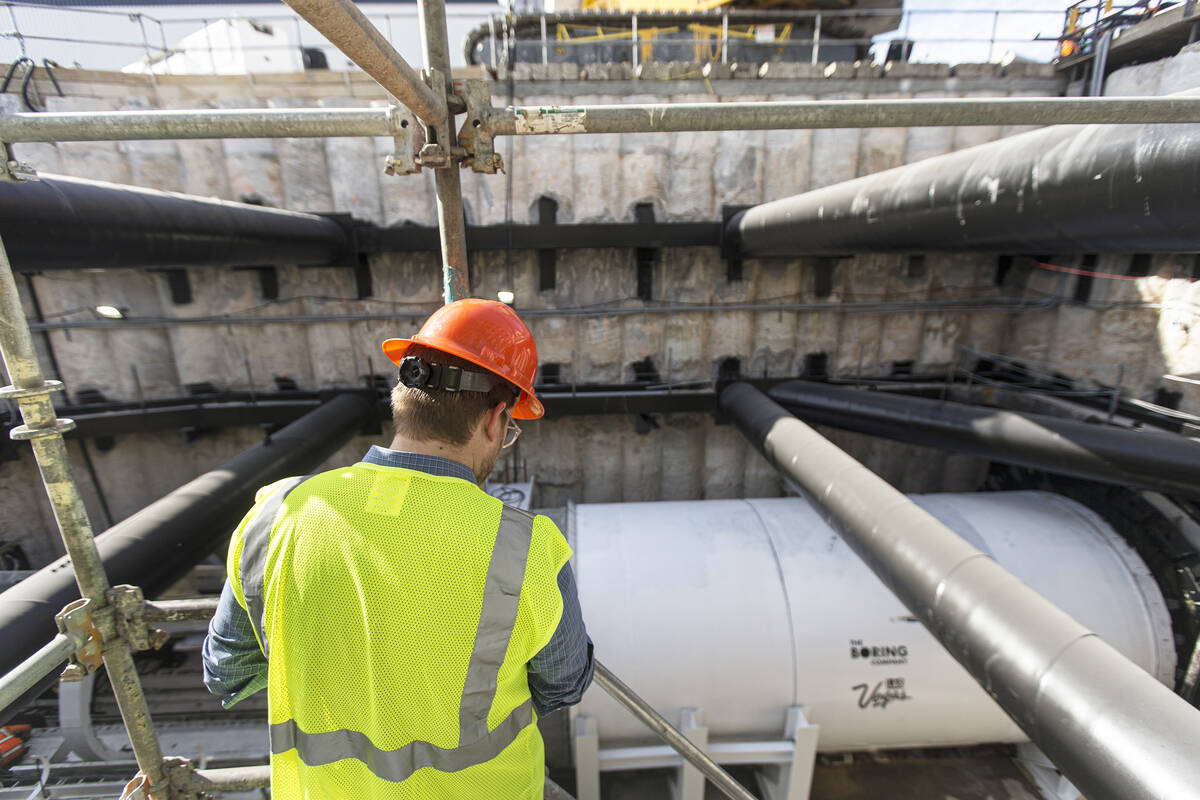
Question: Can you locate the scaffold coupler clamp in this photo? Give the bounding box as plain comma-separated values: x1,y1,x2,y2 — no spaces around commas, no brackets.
384,105,422,176
454,79,502,174
55,598,104,683
119,758,199,800
415,67,454,170
0,142,37,182
109,584,171,652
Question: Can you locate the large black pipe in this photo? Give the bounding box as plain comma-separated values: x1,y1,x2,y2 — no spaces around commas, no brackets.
0,391,372,720
0,174,351,271
729,99,1200,255
720,382,1200,800
767,380,1200,498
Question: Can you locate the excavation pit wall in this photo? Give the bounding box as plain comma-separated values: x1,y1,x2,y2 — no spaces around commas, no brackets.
1,56,1197,567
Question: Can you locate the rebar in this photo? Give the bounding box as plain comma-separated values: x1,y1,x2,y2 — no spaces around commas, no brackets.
0,235,165,786
593,660,758,800
488,95,1200,135
278,0,446,126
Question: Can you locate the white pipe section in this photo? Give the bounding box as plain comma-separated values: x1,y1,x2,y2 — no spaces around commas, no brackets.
569,492,1174,751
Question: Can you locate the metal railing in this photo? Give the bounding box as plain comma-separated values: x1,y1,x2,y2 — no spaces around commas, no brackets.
0,4,1070,76
477,6,1067,70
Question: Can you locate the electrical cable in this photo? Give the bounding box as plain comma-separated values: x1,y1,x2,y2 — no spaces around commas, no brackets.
1036,260,1199,283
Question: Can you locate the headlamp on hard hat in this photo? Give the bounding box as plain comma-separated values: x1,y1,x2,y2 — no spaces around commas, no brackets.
397,356,496,394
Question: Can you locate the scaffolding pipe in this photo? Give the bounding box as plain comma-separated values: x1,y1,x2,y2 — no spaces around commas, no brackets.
2,96,1199,148
719,382,1200,800
182,764,271,792
766,380,1200,499
418,0,470,303
487,95,1200,135
0,108,394,143
593,661,758,800
0,235,166,785
0,633,77,714
0,391,374,722
278,0,446,126
727,91,1200,255
142,597,219,623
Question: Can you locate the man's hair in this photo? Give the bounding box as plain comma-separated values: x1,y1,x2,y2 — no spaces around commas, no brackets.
390,344,519,447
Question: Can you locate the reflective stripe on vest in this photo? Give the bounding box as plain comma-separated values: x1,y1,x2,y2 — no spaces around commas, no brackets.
241,498,538,783
239,475,308,658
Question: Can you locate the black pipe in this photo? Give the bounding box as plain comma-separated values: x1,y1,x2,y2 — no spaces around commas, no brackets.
0,387,719,445
729,102,1200,256
0,392,373,721
718,382,1200,800
767,380,1200,499
0,174,351,272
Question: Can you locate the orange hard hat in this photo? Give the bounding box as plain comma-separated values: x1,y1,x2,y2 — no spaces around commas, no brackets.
383,299,544,420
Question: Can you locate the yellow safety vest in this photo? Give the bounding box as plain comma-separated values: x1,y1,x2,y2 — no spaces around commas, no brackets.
226,462,572,799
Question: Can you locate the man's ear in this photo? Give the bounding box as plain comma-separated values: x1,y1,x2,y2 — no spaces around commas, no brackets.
484,401,507,442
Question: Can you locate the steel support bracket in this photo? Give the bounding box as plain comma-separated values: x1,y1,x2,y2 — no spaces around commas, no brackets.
108,584,170,653
54,598,104,682
0,143,38,182
454,79,502,174
415,68,454,170
383,105,422,177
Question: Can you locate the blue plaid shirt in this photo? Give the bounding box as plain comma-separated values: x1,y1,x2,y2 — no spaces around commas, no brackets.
202,446,594,717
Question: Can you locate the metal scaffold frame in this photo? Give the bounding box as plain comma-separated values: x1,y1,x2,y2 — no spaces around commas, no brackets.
1,0,1200,797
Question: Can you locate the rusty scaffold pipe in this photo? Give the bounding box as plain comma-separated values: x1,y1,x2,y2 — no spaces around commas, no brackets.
278,0,447,127
485,95,1200,136
418,0,470,302
0,107,394,143
0,235,166,788
1,97,1200,147
719,382,1200,800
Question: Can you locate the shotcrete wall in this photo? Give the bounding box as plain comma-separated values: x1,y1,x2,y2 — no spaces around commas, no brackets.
1,55,1195,568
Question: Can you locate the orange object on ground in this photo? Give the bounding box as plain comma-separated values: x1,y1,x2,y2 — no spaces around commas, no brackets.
0,725,29,768
383,298,544,419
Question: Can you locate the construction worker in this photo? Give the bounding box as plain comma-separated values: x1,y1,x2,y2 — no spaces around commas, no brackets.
202,298,594,798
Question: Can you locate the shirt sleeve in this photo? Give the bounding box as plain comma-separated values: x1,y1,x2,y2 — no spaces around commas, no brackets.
202,580,268,709
527,562,594,717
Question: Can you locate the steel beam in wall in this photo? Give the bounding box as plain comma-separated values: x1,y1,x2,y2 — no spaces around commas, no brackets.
0,388,717,447
354,221,723,253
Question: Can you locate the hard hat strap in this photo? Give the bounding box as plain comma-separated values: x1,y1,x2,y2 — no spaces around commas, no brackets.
398,356,496,394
